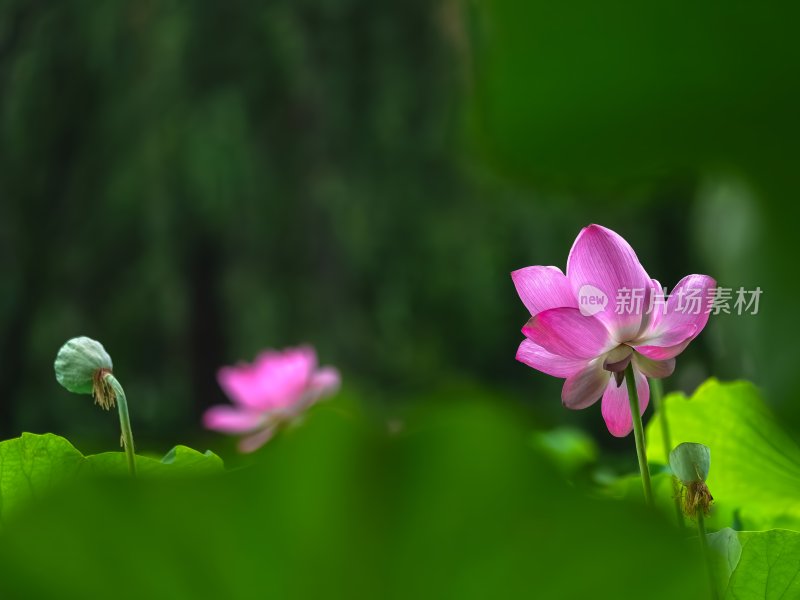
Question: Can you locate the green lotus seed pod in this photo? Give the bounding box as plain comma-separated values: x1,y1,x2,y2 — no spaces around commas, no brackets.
669,442,710,485
54,337,113,395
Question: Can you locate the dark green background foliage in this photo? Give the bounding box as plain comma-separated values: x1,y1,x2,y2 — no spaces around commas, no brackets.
0,0,796,454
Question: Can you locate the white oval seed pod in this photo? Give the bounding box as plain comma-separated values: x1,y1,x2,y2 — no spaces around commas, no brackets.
669,442,711,485
54,337,113,395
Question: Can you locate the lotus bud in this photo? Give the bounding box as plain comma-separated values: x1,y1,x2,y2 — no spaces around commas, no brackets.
669,442,714,517
54,336,116,410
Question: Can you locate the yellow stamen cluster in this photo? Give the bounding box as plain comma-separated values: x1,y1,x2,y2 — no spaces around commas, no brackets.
92,368,117,410
680,480,714,518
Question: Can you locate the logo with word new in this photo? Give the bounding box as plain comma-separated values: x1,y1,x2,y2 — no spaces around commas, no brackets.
578,284,608,316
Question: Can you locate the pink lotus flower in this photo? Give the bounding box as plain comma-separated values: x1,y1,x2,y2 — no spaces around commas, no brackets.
203,346,340,452
513,224,715,437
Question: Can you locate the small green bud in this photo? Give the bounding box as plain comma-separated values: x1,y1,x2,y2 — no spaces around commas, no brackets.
669,442,713,517
54,337,116,409
669,442,710,485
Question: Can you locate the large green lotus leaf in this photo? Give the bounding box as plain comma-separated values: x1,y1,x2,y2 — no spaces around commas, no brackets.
646,379,800,530
0,433,86,523
708,528,800,599
0,399,704,599
87,445,224,476
0,433,222,523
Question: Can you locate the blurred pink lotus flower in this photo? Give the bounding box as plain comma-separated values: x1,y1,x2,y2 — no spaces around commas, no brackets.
204,346,340,452
513,224,715,437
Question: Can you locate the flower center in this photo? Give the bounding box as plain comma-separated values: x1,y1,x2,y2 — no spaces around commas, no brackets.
602,344,633,387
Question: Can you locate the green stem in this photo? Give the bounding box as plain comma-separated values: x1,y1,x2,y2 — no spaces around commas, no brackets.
104,373,137,477
651,377,684,527
625,362,652,506
697,511,718,599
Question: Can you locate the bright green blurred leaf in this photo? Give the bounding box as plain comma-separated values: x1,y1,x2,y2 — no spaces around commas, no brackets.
530,426,597,474
647,379,800,530
0,400,704,599
708,528,800,599
0,433,85,523
0,433,222,523
87,445,224,477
